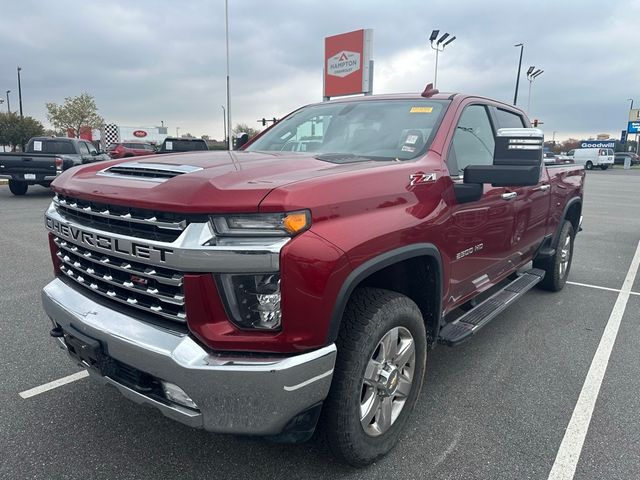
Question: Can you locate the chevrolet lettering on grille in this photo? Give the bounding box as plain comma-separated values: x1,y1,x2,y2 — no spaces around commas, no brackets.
45,217,174,263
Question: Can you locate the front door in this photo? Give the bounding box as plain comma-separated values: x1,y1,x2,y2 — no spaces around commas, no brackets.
442,103,518,308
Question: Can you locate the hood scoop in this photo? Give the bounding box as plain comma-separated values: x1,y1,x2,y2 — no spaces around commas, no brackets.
98,161,203,182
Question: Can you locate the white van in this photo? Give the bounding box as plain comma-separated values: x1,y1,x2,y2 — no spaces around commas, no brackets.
573,148,614,170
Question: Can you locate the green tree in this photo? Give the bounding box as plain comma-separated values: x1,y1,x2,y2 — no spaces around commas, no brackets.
46,93,103,138
233,123,261,138
0,112,44,149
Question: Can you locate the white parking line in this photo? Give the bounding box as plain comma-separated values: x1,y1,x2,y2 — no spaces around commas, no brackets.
548,240,640,480
567,280,640,296
19,370,89,399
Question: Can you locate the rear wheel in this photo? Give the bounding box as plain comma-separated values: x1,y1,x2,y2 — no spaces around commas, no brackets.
8,180,28,196
585,161,593,170
534,220,575,291
321,287,427,467
600,164,609,170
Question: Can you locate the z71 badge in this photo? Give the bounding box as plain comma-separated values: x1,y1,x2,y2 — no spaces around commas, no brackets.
409,172,437,186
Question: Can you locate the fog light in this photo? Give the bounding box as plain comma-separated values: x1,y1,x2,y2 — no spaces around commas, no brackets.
161,381,198,410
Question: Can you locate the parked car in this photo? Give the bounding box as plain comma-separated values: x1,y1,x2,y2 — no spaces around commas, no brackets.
573,147,614,170
0,137,110,195
157,137,208,154
42,89,585,466
107,142,156,159
614,152,640,166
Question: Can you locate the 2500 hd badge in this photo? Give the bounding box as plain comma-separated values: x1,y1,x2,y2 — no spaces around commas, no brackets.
45,216,174,263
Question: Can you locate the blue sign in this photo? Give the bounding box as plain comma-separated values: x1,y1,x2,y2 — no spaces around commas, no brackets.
621,130,627,144
628,121,640,134
580,140,615,149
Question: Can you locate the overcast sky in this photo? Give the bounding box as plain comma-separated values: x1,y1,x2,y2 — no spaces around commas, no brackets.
1,0,638,142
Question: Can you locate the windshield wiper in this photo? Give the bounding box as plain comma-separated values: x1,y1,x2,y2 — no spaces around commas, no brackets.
314,153,390,163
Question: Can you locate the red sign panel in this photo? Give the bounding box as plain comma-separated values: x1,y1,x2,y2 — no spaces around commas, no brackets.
133,130,148,138
324,29,373,98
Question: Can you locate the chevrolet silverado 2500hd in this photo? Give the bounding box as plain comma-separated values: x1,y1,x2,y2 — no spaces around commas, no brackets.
42,88,585,466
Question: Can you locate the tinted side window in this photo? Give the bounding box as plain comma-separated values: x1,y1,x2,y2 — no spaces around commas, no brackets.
447,105,495,175
78,142,90,155
86,142,97,154
495,108,525,128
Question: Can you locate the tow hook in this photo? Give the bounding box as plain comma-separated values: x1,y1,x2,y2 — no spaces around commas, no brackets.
50,326,64,338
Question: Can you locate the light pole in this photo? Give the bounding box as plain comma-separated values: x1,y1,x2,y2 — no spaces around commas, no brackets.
17,67,23,117
225,0,232,150
429,30,456,89
221,105,227,148
526,67,543,115
630,98,639,154
5,90,11,113
513,43,524,106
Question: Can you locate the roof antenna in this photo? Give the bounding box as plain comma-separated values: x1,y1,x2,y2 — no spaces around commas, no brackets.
421,83,439,98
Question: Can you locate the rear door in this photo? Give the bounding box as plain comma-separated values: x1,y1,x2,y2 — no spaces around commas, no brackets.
490,106,552,263
442,103,518,305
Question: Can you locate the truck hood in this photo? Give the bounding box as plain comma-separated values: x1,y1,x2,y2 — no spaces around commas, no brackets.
51,150,387,213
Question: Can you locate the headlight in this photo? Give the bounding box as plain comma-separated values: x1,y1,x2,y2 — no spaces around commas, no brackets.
218,273,282,330
210,210,310,237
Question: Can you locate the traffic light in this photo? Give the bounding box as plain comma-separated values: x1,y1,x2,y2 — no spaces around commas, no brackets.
533,119,539,127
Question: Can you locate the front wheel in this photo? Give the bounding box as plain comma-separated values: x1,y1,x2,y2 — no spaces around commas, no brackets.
321,288,427,467
585,161,593,170
8,180,28,196
534,220,575,291
600,164,609,170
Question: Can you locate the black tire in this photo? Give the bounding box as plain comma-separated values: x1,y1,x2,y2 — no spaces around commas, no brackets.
321,287,427,467
585,161,593,170
534,220,575,291
8,180,28,196
600,164,609,170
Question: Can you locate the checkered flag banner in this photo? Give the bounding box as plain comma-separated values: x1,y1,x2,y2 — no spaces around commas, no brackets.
104,124,119,146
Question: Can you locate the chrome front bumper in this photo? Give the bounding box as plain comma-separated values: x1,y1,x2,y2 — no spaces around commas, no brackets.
42,278,336,436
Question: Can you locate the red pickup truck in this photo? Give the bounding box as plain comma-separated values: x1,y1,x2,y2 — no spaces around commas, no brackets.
42,88,584,466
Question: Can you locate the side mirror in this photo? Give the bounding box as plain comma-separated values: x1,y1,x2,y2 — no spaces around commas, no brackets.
235,132,250,149
454,127,543,203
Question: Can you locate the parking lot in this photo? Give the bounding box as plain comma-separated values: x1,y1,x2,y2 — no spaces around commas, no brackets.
0,169,639,480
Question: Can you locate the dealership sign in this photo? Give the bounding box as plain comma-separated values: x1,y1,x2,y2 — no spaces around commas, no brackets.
324,29,373,98
133,130,148,138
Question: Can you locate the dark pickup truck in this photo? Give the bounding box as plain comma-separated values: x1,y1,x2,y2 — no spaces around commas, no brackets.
0,137,110,195
157,137,209,154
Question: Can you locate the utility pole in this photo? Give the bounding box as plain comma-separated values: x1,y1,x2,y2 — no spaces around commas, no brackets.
513,44,524,106
526,67,543,115
17,67,23,117
221,105,227,147
5,90,11,113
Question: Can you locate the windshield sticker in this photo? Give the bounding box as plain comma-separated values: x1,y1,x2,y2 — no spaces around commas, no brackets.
33,141,42,151
410,106,433,113
165,141,173,150
405,134,419,145
401,145,415,153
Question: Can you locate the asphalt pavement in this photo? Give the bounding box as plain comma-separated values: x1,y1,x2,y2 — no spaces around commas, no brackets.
0,169,639,480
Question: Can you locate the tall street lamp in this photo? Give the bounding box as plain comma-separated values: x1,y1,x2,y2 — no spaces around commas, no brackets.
628,98,638,153
5,90,11,113
526,67,543,115
513,43,524,106
221,105,227,148
225,0,232,150
429,30,456,89
17,66,23,117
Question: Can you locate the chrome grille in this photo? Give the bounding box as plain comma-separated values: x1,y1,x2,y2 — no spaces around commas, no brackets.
53,236,186,323
53,194,208,242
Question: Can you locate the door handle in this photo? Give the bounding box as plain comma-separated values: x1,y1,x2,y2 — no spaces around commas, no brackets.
501,192,517,200
539,184,551,191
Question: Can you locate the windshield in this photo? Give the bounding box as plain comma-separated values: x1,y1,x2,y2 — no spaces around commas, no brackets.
245,99,448,162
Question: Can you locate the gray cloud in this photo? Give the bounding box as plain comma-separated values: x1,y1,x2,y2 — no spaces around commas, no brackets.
1,0,637,141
